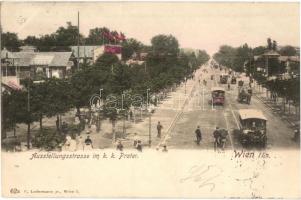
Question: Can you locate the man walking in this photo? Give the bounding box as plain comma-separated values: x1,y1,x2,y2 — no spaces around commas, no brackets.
195,126,202,145
157,121,163,138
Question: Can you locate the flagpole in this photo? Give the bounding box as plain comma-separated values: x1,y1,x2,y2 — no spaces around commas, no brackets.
102,30,104,45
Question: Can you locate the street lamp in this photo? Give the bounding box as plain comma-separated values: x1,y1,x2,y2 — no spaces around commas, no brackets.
121,92,126,135
184,77,187,95
146,88,152,147
147,107,152,147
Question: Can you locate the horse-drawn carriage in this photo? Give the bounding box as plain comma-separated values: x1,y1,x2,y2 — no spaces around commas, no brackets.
231,76,237,84
238,109,267,147
210,87,225,106
237,87,252,104
238,80,244,87
220,74,229,84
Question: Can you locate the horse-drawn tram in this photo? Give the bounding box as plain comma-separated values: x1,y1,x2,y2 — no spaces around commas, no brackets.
210,87,225,106
238,109,267,147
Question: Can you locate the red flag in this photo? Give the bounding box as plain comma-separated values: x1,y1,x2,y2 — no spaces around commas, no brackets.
119,32,126,41
113,32,120,41
102,30,115,41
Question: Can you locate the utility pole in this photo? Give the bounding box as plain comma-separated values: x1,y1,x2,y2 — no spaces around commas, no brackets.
147,88,152,147
27,79,31,149
77,11,80,70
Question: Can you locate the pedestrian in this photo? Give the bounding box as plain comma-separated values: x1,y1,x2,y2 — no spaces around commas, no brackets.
79,118,85,131
228,83,230,90
76,135,84,151
213,127,221,150
195,126,202,145
74,116,80,134
61,122,68,135
157,121,163,138
130,110,133,121
136,140,142,152
84,135,93,150
86,124,92,134
116,140,123,151
63,135,76,151
293,129,300,142
133,133,139,147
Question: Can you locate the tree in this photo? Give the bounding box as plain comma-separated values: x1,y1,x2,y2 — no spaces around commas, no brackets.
121,38,143,60
85,27,110,45
279,45,297,56
37,34,57,51
233,43,252,72
95,53,119,71
3,80,40,149
197,50,210,66
23,36,40,47
70,65,111,117
1,32,22,51
54,22,84,51
30,78,72,130
213,45,236,68
267,38,272,50
1,90,27,139
151,34,179,56
25,22,85,51
252,46,266,56
272,40,277,51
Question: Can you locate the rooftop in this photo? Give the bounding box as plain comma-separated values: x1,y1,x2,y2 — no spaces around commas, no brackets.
238,109,267,121
2,51,73,67
70,46,101,58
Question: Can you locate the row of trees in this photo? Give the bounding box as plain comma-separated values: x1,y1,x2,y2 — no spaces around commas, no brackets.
213,38,298,73
1,22,145,62
2,33,210,150
213,38,299,111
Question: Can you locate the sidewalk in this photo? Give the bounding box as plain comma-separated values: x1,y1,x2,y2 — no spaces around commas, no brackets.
252,81,300,128
87,74,197,150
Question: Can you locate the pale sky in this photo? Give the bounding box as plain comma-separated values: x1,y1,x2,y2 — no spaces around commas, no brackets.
1,2,300,55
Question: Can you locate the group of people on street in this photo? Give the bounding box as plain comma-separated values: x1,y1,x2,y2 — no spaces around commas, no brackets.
115,133,143,152
194,126,228,150
115,121,166,152
62,134,94,151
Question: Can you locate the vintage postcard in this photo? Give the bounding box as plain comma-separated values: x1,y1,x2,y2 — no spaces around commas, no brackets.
1,2,300,198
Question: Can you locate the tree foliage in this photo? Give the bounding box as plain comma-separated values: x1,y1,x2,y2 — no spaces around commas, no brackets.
279,45,297,56
121,38,143,60
1,32,21,51
151,34,179,56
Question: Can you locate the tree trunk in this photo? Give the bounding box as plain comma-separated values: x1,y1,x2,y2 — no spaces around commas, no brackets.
76,107,81,120
140,108,142,120
133,109,136,123
96,116,101,133
13,125,16,137
123,113,126,135
59,115,62,129
112,120,116,143
39,115,43,131
27,123,31,149
56,115,60,131
2,126,7,139
283,97,286,114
